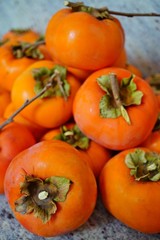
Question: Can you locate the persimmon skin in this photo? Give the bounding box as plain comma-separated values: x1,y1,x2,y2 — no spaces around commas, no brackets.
0,45,35,91
0,88,11,117
73,67,158,150
41,123,112,178
52,58,93,82
111,48,127,68
4,102,47,141
0,119,36,193
140,130,160,153
0,43,51,91
1,29,40,46
67,66,93,82
46,9,124,70
99,148,160,234
4,140,97,237
125,64,142,78
81,140,112,178
11,60,81,128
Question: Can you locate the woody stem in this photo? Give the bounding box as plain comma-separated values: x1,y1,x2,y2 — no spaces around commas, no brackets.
64,1,160,18
109,73,122,107
0,82,52,130
109,10,160,17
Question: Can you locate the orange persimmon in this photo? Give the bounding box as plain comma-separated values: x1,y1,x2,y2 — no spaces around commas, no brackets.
140,130,160,153
45,2,124,70
4,140,97,237
1,28,40,47
99,147,160,233
41,123,112,178
3,102,46,141
0,37,51,91
11,60,81,128
125,63,142,78
111,48,127,68
0,88,11,117
0,118,36,193
73,67,158,150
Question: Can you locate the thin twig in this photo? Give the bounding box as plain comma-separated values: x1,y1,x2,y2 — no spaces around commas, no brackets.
109,10,160,17
0,82,52,130
64,1,160,18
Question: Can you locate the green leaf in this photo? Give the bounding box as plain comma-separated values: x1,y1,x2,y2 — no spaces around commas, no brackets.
53,124,90,150
120,105,131,124
97,73,143,125
12,39,45,59
125,149,160,182
125,149,147,168
150,173,160,181
33,65,70,99
99,95,121,118
47,176,71,202
63,79,70,98
121,74,135,89
120,76,143,106
53,64,67,81
97,75,111,94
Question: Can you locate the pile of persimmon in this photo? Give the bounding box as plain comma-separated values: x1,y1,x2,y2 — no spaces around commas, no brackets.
0,0,160,238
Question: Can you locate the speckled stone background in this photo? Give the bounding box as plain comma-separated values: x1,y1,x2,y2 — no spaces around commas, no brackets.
0,0,160,240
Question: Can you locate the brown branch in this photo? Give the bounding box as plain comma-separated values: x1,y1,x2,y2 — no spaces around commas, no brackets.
109,10,160,18
64,1,160,18
0,82,52,130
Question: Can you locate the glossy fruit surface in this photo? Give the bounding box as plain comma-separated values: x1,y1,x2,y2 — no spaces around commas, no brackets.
4,140,97,237
99,147,160,233
0,119,36,193
73,67,158,150
46,6,124,70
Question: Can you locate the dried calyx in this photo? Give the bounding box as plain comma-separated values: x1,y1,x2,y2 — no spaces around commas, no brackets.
64,1,112,20
125,149,160,181
147,73,160,94
64,1,160,18
97,73,143,125
12,36,45,59
32,64,70,100
54,124,90,149
15,174,71,223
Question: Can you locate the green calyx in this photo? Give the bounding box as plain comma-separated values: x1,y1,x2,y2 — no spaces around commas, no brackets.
54,124,90,149
97,73,143,125
147,73,160,94
33,64,70,100
125,149,160,181
64,1,113,20
12,36,45,59
15,174,71,223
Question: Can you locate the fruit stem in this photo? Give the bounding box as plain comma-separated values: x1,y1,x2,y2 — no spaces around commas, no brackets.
64,1,160,18
109,73,122,108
